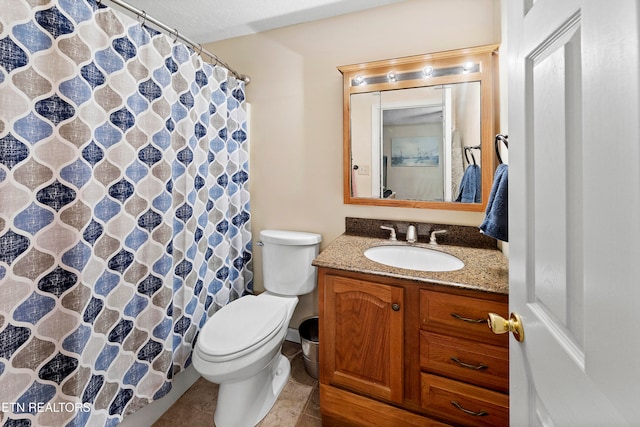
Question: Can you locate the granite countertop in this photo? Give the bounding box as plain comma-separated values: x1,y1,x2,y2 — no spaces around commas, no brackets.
312,234,508,295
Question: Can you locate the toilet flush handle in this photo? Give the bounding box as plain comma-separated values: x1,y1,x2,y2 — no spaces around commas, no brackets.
256,241,264,246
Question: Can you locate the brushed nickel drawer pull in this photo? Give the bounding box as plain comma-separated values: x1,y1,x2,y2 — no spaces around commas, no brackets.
450,312,485,323
451,401,489,417
450,357,488,371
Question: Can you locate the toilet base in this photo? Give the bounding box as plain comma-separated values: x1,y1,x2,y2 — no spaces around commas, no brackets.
213,352,291,427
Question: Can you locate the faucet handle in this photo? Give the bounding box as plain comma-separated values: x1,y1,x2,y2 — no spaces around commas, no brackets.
380,225,397,241
429,229,447,245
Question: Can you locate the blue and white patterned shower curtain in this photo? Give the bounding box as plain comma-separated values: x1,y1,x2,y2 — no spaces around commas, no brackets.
0,0,252,425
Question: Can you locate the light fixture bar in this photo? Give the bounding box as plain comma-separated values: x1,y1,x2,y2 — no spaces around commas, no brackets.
351,63,479,86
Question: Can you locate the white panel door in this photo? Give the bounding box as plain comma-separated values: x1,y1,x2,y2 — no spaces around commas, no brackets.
507,0,640,425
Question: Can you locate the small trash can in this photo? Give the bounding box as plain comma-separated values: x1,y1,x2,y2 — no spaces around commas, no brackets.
299,316,319,379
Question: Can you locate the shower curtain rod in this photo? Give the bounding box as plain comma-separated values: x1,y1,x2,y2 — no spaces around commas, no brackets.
101,0,250,84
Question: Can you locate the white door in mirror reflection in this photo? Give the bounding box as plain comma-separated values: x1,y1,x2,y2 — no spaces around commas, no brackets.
350,82,481,202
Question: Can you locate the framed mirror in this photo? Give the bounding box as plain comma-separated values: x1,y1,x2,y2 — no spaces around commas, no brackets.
339,44,500,211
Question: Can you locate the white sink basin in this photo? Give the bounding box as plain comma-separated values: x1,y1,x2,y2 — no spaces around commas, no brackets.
364,245,464,272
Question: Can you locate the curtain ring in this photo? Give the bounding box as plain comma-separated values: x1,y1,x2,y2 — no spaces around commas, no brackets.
172,29,179,44
197,44,203,56
139,10,147,26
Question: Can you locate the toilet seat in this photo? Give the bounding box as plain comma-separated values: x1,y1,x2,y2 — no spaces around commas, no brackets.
196,295,287,362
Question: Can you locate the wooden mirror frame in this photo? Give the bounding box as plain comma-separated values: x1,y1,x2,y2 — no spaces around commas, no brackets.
338,44,500,211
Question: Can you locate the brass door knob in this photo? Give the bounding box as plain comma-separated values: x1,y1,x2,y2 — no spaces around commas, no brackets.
487,312,525,342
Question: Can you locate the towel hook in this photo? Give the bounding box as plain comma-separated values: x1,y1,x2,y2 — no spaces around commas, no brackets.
495,134,509,164
464,147,476,166
464,145,481,166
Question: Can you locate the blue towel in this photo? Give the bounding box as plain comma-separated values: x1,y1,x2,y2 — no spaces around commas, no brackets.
480,164,508,241
456,164,481,203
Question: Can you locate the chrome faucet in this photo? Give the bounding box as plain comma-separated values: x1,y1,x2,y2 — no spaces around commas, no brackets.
429,229,447,245
380,225,397,241
406,225,417,243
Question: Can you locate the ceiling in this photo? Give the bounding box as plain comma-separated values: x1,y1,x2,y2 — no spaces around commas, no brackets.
114,0,409,44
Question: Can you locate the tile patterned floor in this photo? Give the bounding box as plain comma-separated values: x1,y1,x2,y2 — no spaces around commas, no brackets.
152,341,321,427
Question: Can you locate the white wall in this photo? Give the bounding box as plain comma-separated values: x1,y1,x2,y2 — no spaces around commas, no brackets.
205,0,502,326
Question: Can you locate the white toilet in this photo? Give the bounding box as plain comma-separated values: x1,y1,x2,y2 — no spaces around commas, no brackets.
192,229,322,427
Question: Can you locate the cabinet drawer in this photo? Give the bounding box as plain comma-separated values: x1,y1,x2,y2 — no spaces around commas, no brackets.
419,290,508,346
421,373,508,427
420,331,508,393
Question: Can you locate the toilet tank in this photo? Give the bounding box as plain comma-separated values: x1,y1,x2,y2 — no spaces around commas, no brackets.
259,230,322,295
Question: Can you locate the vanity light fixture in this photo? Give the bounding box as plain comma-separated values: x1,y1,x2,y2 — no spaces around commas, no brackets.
463,61,475,73
348,62,480,87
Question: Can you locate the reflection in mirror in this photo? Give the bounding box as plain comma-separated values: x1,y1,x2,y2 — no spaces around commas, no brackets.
351,82,481,203
339,44,499,211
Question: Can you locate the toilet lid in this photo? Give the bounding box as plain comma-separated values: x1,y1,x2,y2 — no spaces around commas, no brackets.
197,295,287,359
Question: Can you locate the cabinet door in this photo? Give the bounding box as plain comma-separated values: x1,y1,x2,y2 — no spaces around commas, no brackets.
321,273,404,403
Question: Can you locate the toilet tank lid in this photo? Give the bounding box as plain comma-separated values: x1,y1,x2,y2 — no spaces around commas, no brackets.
260,229,322,245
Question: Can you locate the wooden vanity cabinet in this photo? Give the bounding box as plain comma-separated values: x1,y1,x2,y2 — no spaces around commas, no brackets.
318,267,509,427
